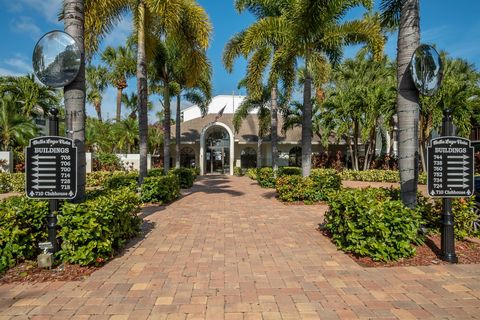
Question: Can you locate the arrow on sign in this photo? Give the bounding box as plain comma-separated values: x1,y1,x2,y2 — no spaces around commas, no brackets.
449,178,468,183
32,185,56,190
448,160,469,166
33,179,56,184
447,154,469,160
33,160,56,166
33,173,56,178
447,184,469,188
447,172,468,177
32,167,56,172
32,155,56,160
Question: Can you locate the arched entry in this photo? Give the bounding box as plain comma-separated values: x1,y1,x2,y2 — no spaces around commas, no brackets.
200,122,234,175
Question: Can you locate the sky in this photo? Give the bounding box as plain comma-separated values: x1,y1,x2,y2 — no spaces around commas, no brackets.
0,0,479,120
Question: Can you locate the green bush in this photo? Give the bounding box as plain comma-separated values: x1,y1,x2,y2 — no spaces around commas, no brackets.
257,167,276,188
0,197,48,273
57,188,141,266
324,188,423,262
276,169,341,203
0,173,25,193
140,175,180,203
233,167,244,176
339,169,427,185
95,153,121,171
277,166,301,176
102,172,138,190
148,168,165,177
246,168,257,180
170,168,195,189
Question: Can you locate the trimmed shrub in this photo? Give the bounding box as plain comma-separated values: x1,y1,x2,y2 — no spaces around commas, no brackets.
0,173,25,193
0,197,48,273
57,188,141,266
103,172,138,190
310,169,341,200
233,167,244,176
257,167,276,188
246,168,257,180
324,188,424,262
95,153,121,171
339,169,427,185
148,168,165,177
140,175,180,203
170,168,195,189
277,166,301,176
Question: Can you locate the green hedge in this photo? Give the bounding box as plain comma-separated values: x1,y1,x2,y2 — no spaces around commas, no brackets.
257,168,276,188
246,168,257,180
0,197,48,273
169,168,195,189
277,166,301,176
276,169,341,203
57,188,141,266
233,167,244,176
147,168,165,177
339,169,427,185
140,175,180,204
103,172,138,190
0,173,25,193
324,188,424,261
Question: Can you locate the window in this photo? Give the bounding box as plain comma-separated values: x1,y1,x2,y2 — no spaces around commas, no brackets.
180,147,196,168
241,147,256,168
289,147,302,167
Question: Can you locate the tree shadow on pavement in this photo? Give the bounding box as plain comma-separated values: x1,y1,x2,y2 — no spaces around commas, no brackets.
182,175,245,198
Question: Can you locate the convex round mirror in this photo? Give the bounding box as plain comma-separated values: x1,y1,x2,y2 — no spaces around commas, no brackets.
32,30,81,88
410,44,443,96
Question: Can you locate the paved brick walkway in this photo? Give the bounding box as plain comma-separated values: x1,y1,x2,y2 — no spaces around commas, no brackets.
1,176,480,319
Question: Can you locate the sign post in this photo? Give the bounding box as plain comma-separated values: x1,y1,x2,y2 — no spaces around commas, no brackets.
25,108,77,253
427,111,474,263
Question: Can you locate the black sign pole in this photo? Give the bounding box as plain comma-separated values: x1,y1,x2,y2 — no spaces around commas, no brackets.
47,108,59,253
441,110,458,263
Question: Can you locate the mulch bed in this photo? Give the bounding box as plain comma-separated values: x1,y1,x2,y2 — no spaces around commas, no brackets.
319,229,480,267
0,261,99,284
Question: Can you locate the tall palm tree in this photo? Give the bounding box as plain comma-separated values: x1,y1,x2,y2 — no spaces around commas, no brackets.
0,96,38,150
233,85,271,168
85,0,210,183
0,74,58,117
224,0,291,173
63,0,87,201
86,65,108,121
113,117,139,153
101,45,136,121
381,0,420,208
242,1,384,176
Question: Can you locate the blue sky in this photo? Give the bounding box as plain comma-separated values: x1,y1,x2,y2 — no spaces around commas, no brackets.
0,0,479,120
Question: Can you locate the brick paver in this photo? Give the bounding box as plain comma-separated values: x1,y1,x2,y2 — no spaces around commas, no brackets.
1,176,479,319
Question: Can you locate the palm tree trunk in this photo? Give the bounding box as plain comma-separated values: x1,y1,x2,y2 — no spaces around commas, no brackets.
353,120,359,171
175,94,181,169
116,87,122,121
64,0,86,201
271,85,278,172
256,136,262,168
397,0,420,208
137,0,148,184
95,101,102,122
301,56,312,177
163,81,171,174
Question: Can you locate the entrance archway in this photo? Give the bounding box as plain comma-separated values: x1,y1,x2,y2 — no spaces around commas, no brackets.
200,122,234,175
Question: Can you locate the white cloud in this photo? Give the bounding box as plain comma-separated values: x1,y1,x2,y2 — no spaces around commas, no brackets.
9,16,41,38
16,0,63,25
103,16,132,47
0,68,24,77
4,56,33,73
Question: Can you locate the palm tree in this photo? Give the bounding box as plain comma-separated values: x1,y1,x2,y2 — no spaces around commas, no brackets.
101,45,136,121
86,65,108,121
85,0,211,183
233,85,271,168
242,2,384,176
0,96,38,150
122,92,138,119
381,0,420,208
0,74,58,117
224,0,290,173
113,117,139,153
63,0,87,201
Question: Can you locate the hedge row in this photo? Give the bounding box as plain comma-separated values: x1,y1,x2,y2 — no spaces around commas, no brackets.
324,187,479,262
339,169,427,185
0,173,25,193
